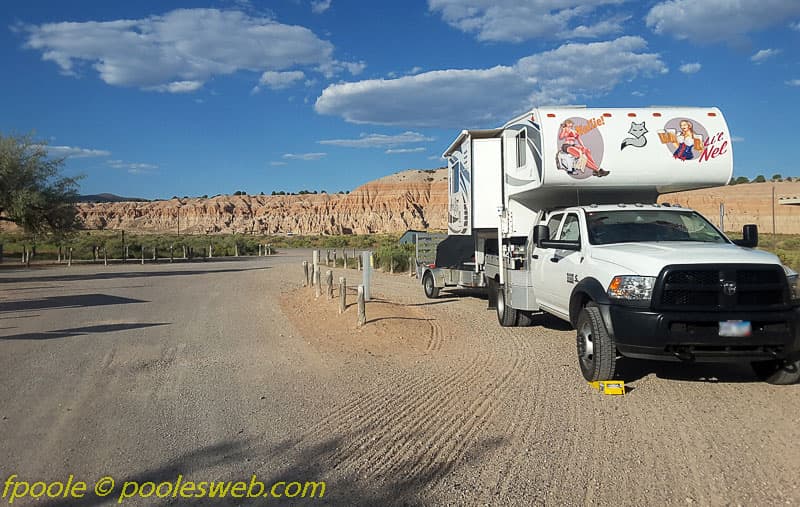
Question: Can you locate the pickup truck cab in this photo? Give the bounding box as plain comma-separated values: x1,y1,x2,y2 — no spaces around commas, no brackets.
496,203,800,384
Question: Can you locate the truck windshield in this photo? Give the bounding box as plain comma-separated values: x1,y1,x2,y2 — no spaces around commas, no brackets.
586,210,729,245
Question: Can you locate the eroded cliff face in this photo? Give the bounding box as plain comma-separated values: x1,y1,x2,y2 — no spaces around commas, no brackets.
75,169,450,235
19,169,800,236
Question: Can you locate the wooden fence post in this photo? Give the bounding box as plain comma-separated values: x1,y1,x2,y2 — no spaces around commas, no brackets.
170,245,174,263
153,246,157,261
357,285,366,327
302,261,309,287
104,248,108,266
68,247,72,267
183,245,187,259
326,270,333,299
141,246,145,265
339,277,346,314
314,267,321,299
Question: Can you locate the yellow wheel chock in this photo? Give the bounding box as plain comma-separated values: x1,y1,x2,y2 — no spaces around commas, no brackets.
588,380,625,395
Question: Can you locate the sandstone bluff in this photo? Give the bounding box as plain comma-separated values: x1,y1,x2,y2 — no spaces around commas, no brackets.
74,169,800,235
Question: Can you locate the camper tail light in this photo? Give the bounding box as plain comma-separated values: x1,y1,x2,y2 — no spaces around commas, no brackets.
607,275,656,301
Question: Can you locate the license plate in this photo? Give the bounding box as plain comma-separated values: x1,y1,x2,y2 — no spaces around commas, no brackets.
719,320,752,337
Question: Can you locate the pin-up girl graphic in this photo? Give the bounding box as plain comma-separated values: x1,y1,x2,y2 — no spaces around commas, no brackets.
558,120,609,177
672,119,704,161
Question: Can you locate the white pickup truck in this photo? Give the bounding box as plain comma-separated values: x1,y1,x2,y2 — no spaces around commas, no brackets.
491,204,800,384
423,106,800,384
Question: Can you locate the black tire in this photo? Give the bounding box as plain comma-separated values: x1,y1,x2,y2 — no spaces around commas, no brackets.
576,305,616,381
496,284,518,327
751,358,800,385
423,272,440,299
516,311,534,327
486,277,497,309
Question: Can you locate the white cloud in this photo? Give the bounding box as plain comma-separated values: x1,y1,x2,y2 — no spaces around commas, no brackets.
386,147,426,154
315,36,666,127
21,8,360,92
147,81,204,93
108,159,159,174
731,136,744,143
311,0,332,14
257,70,306,90
47,145,111,158
319,131,434,148
646,0,800,43
270,161,288,166
750,48,781,63
679,62,701,74
787,79,800,87
282,152,327,160
792,21,800,31
428,0,628,42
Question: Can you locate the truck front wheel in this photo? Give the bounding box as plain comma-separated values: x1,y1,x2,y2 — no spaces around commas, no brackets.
496,284,518,327
576,305,617,381
751,358,800,385
423,272,440,299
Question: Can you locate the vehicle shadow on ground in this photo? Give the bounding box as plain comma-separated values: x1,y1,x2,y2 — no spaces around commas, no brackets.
521,312,573,331
0,294,147,313
616,358,761,384
0,266,269,284
0,322,170,340
39,432,506,506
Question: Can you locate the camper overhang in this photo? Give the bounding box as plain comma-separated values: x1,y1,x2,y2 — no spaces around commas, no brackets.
442,128,503,158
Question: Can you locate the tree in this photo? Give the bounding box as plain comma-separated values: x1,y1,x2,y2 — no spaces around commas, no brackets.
734,176,750,185
772,173,782,181
754,174,766,183
0,133,82,235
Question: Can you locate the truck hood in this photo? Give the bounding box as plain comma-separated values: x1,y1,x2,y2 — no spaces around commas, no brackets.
590,242,782,276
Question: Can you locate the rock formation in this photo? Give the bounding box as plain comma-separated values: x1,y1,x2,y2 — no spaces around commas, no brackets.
6,168,800,235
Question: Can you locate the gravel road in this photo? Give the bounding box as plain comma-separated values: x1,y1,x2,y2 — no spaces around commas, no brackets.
1,250,799,506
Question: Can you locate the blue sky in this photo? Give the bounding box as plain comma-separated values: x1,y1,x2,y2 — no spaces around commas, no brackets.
2,0,800,199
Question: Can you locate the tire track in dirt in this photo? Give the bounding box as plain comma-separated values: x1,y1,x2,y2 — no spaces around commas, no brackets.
326,350,487,474
425,318,443,353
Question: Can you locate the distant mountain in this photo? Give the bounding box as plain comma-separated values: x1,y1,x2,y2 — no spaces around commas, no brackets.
78,193,148,203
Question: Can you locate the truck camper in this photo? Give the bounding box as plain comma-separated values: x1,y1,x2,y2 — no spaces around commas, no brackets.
421,106,800,384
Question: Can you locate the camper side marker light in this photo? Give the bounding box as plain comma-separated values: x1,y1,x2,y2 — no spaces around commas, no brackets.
547,113,556,117
627,113,637,117
652,112,662,117
603,113,612,117
589,381,626,395
708,112,717,117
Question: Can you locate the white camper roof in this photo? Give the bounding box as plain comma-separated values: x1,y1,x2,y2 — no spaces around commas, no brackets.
442,128,503,158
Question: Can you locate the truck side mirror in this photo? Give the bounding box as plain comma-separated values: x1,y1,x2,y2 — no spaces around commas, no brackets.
733,224,758,248
534,225,549,248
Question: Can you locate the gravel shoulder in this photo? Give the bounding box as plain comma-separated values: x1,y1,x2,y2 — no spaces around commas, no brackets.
1,251,798,506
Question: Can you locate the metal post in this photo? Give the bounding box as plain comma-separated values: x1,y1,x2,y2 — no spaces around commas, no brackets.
153,246,157,261
141,246,145,265
125,245,129,261
209,244,213,258
312,250,319,275
103,248,107,266
326,270,333,299
314,267,321,298
68,247,72,267
362,251,371,301
357,285,366,327
302,261,309,287
339,277,346,314
258,244,262,257
183,245,187,259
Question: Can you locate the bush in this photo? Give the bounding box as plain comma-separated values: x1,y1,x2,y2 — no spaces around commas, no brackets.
373,241,415,272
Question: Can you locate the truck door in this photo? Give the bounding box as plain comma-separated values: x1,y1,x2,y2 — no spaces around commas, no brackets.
538,212,581,319
532,212,563,310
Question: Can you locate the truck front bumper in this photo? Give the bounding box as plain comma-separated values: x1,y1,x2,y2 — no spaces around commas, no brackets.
607,304,800,362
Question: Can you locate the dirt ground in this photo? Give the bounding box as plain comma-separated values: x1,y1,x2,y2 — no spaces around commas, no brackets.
281,264,800,506
2,254,798,506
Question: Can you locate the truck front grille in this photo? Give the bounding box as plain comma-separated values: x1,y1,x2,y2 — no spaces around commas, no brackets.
655,264,789,312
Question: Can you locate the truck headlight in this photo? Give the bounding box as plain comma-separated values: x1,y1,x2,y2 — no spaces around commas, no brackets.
787,274,800,304
607,275,656,301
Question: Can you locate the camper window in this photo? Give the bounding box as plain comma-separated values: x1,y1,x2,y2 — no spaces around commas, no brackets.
516,129,526,168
